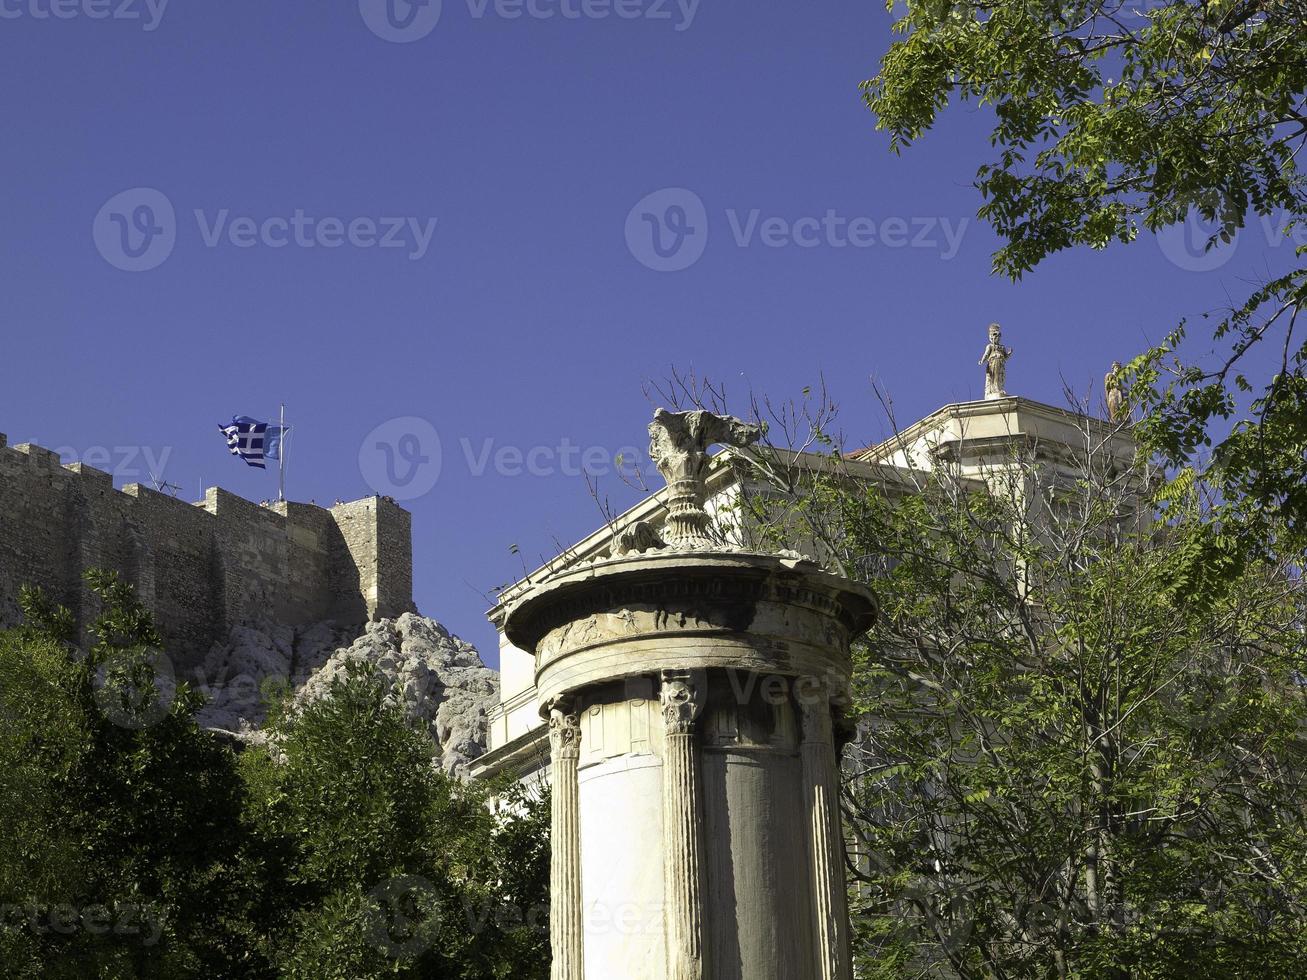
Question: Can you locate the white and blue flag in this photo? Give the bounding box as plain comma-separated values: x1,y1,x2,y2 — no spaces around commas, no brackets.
219,416,286,470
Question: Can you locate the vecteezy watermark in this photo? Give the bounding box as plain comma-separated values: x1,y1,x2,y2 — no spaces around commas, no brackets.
0,0,169,31
460,895,550,937
584,900,664,936
367,875,442,959
191,670,287,727
1156,207,1240,273
47,443,174,483
722,667,845,709
464,0,700,29
93,646,177,729
442,881,655,939
359,0,443,43
1157,207,1307,273
93,188,177,272
360,0,699,42
625,187,970,272
0,902,165,946
367,882,553,955
358,417,649,499
723,209,968,256
193,210,438,260
359,417,444,501
93,188,440,272
458,436,646,480
625,187,710,272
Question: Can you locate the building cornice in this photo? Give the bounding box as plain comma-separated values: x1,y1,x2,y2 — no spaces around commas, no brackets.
852,396,1133,465
467,724,550,784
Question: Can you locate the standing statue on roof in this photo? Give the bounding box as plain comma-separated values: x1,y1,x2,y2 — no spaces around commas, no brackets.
978,322,1013,400
1105,360,1126,421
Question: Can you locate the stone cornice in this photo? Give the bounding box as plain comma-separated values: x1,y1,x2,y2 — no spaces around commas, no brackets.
467,725,549,783
852,396,1134,465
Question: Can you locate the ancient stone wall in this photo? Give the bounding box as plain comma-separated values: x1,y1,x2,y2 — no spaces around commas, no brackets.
0,432,415,674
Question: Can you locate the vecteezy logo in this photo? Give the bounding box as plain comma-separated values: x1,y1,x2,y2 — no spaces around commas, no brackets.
93,188,176,272
625,187,709,272
359,417,442,500
359,0,442,43
1157,207,1239,273
366,875,441,959
92,646,177,730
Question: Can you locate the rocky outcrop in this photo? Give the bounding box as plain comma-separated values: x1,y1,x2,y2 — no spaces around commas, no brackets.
298,614,499,776
194,613,498,777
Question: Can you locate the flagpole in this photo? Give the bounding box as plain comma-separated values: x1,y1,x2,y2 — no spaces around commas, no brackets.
278,403,286,503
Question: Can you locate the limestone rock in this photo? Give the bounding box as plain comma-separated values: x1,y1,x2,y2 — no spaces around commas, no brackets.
299,613,499,776
194,613,498,778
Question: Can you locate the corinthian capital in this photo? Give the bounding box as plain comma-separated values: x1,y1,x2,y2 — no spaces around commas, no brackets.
661,671,704,735
647,408,762,547
648,408,762,487
549,703,582,760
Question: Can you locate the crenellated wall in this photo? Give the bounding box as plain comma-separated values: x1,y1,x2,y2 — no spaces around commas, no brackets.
0,431,415,675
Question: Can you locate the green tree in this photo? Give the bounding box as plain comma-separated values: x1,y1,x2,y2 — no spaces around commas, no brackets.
863,0,1307,542
743,416,1307,977
0,574,551,979
241,659,550,980
0,571,255,978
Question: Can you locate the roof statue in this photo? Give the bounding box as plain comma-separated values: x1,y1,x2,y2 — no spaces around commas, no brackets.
1105,360,1126,421
978,322,1013,400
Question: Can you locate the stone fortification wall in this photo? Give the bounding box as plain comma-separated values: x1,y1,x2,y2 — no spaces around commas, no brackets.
0,432,415,673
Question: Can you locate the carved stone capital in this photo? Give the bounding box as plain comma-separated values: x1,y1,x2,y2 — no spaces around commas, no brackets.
549,704,582,760
660,671,703,735
613,519,666,556
648,409,762,547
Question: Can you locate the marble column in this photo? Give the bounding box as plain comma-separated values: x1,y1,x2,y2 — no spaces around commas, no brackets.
550,705,584,980
800,693,852,980
661,671,706,980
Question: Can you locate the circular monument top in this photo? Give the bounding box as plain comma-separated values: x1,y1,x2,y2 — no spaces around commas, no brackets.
505,546,876,654
504,409,878,712
506,545,877,713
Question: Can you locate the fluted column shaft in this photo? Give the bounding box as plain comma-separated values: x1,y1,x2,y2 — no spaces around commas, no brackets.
800,695,852,980
550,706,584,980
661,672,706,980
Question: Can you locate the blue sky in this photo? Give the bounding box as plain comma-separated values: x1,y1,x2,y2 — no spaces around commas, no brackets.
1,0,1296,664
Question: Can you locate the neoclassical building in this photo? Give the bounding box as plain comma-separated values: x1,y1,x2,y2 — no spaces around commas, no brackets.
471,389,1133,787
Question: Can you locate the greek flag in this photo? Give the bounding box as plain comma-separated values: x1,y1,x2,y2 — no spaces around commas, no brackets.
220,416,285,469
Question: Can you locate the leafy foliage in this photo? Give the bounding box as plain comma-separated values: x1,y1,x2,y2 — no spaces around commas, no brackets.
767,435,1307,977
864,0,1307,542
0,571,550,979
0,571,253,977
242,660,550,979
